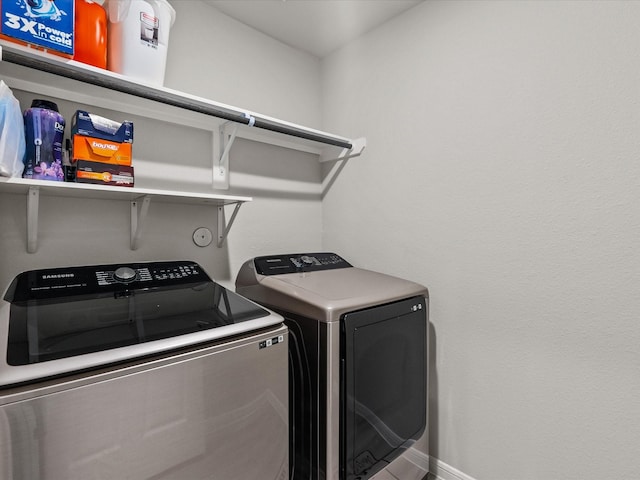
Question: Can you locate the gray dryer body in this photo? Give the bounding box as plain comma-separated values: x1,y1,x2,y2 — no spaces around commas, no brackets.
236,252,429,480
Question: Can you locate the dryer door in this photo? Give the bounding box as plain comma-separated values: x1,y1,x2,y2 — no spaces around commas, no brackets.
340,296,427,480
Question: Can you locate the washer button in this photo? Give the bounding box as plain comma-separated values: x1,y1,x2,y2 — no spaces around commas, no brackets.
114,267,137,282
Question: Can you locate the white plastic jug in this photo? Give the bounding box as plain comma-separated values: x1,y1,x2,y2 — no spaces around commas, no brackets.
106,0,176,86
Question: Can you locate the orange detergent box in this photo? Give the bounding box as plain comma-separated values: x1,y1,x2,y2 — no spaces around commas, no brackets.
72,134,132,166
75,160,134,187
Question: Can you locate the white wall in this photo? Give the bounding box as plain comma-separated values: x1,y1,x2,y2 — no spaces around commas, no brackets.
322,1,640,479
166,1,322,129
4,2,639,479
0,0,324,290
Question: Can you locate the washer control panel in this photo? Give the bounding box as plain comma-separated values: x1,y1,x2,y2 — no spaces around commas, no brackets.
6,261,210,302
254,252,351,275
95,263,203,286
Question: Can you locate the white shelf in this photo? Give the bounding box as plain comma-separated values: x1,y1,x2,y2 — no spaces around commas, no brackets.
0,42,365,160
0,41,365,250
0,177,251,252
0,177,250,205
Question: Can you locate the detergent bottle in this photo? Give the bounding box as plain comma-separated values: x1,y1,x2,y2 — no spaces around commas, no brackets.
106,0,176,86
23,100,65,182
74,0,108,69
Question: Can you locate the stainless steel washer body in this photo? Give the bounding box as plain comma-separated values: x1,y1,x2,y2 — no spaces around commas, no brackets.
0,261,289,479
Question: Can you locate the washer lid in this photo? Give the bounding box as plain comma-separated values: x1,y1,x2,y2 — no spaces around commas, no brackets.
1,261,281,387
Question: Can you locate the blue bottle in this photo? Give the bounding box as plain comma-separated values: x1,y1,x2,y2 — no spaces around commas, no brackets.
23,99,65,181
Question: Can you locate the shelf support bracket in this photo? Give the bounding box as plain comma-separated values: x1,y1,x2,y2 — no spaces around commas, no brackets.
130,195,151,250
321,137,367,197
217,202,243,247
214,114,255,190
319,137,366,164
214,122,239,190
27,186,39,254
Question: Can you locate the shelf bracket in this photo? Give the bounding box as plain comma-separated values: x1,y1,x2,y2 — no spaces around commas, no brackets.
214,114,255,190
217,202,243,247
26,186,39,254
213,122,238,190
130,195,151,250
321,137,367,197
319,137,366,164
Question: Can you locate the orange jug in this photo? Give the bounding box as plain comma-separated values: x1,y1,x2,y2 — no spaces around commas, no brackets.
74,0,108,69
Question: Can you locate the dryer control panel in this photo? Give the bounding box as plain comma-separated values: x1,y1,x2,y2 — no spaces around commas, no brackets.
254,252,352,275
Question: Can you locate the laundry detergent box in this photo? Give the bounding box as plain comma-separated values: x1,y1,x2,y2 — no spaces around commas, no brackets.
71,110,134,144
72,134,132,166
0,0,74,56
75,160,134,187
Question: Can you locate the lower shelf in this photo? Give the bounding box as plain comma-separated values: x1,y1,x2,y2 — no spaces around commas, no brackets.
0,177,252,252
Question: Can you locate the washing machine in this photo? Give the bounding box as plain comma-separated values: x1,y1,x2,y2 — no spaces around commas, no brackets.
236,252,428,480
0,260,288,479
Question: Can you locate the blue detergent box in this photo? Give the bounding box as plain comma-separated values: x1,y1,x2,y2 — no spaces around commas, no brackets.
0,0,74,56
71,110,134,144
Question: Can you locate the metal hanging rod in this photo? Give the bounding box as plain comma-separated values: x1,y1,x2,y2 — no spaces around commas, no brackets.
1,47,250,124
0,44,353,150
251,117,352,148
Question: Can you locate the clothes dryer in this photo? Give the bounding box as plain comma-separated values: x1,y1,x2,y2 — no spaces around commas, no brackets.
236,253,428,480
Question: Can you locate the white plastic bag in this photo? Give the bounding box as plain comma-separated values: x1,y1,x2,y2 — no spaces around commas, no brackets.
0,81,26,177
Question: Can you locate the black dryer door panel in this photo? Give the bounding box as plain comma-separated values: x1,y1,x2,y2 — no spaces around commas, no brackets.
341,296,427,480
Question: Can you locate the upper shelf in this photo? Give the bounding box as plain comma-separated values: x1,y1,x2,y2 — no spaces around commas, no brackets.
0,42,359,156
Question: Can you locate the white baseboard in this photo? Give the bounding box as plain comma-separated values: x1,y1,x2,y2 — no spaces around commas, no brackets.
405,448,477,480
404,447,430,472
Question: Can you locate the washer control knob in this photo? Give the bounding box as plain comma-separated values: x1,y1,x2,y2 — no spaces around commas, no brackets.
114,267,137,283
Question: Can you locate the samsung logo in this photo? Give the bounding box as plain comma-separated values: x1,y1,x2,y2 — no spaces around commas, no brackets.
42,273,74,279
